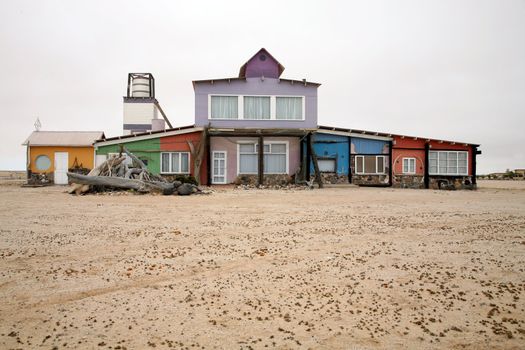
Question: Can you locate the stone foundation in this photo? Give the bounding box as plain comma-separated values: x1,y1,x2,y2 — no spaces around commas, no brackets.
27,171,53,185
429,176,476,190
351,174,390,186
393,175,425,189
160,174,198,185
309,173,349,184
234,174,293,186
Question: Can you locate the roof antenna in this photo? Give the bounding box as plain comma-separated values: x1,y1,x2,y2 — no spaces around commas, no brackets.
34,117,41,131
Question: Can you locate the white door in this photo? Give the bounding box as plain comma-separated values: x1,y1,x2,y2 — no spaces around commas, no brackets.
54,152,69,185
212,151,227,184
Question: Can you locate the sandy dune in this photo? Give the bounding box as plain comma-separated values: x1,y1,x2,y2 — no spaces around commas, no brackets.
0,183,524,349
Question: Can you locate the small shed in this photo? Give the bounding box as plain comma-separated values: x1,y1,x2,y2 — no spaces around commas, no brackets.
22,131,104,185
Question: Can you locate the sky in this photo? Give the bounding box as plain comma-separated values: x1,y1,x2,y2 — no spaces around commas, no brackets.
1,0,524,174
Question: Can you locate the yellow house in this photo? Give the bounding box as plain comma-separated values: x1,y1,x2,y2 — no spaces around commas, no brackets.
23,131,104,185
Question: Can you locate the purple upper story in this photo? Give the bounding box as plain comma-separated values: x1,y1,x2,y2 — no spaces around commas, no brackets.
193,48,320,129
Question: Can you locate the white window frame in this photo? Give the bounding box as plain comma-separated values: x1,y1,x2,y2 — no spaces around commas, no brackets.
236,141,289,175
429,151,468,176
402,157,416,174
355,155,386,175
212,151,227,184
160,152,191,174
208,94,305,121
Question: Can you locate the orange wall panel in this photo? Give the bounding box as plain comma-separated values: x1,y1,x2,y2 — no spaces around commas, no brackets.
29,146,94,173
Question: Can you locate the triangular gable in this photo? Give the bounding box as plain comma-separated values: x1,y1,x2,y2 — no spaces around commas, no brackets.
238,48,285,78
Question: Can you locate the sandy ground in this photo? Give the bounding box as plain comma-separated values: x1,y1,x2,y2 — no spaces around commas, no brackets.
0,182,524,349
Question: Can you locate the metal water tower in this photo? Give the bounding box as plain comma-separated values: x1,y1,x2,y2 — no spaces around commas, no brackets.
127,73,155,98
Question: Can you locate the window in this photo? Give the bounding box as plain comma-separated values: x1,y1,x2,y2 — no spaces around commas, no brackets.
210,96,238,119
264,143,287,174
212,151,227,184
35,155,51,171
318,159,336,172
161,152,190,174
239,144,258,174
244,96,270,119
209,95,304,120
276,97,303,120
429,151,467,175
403,158,416,174
238,142,288,174
355,155,386,174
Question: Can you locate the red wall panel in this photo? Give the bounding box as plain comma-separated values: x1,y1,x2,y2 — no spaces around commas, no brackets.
159,132,208,185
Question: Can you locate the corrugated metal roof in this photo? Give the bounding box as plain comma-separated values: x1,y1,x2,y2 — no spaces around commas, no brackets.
318,125,480,147
23,131,105,146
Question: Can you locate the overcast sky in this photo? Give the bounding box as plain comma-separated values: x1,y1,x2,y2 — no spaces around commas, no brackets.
1,0,524,173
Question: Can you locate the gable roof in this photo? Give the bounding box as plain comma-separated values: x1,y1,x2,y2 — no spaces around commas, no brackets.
239,48,285,78
23,131,105,147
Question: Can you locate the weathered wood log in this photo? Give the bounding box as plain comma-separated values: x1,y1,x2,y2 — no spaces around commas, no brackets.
67,172,174,194
122,147,146,170
308,133,323,189
125,168,142,179
68,156,126,194
186,128,208,185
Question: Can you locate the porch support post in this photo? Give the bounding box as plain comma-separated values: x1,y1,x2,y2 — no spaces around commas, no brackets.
306,134,311,181
424,142,430,189
472,145,480,186
348,136,352,184
206,133,211,185
308,132,323,189
258,135,264,186
388,140,393,187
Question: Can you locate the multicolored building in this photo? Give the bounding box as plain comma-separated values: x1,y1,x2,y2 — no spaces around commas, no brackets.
90,48,480,189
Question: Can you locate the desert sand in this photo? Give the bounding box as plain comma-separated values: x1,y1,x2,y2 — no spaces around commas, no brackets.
0,181,524,349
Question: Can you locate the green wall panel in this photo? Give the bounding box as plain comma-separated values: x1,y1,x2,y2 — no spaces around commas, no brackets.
96,138,161,174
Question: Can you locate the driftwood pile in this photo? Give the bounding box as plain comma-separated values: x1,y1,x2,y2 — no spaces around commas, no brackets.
68,148,201,196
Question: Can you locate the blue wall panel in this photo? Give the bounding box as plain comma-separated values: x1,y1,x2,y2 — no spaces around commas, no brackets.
352,137,388,154
310,133,349,175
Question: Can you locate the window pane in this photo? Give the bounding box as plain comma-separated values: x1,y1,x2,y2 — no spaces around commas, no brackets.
438,152,447,174
239,154,257,173
410,159,415,173
403,159,409,173
364,156,376,173
458,152,467,160
244,96,270,119
356,157,364,173
35,155,51,171
270,144,286,153
276,97,302,120
458,167,467,174
239,144,255,153
161,153,170,173
180,153,189,173
211,96,238,119
318,159,336,172
171,153,180,173
264,154,286,173
377,157,385,173
429,151,437,160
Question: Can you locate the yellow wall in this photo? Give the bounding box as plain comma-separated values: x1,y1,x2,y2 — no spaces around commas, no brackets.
29,146,94,173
